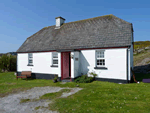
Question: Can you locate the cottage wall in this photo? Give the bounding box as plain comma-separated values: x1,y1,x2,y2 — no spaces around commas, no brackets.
79,48,127,82
17,52,61,79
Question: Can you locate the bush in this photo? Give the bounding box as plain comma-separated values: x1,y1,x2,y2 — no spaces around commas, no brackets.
75,75,94,83
0,55,16,72
89,71,98,78
54,75,58,81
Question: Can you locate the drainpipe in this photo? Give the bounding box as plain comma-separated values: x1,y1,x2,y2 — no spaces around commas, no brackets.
127,46,131,83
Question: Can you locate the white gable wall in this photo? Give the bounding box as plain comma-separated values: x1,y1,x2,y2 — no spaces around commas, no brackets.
79,48,127,80
17,52,61,77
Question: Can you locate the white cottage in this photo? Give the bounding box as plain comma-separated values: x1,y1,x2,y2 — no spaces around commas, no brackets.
16,14,134,83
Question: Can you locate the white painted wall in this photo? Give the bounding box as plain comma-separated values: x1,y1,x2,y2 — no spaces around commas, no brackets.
79,48,127,80
56,17,65,28
17,52,61,76
56,18,60,27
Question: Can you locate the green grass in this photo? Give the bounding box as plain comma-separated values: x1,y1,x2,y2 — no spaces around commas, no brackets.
1,72,150,113
35,106,40,110
19,89,72,103
0,72,76,97
49,82,150,113
39,89,71,100
20,99,30,103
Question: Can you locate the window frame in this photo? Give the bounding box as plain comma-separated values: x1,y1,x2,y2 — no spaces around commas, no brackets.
52,52,58,66
96,50,105,67
28,53,33,66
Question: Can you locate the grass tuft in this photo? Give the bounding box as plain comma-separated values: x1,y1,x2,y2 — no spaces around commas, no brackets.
35,106,40,110
39,89,71,100
20,99,30,103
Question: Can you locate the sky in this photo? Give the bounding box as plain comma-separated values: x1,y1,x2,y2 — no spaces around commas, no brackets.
0,0,150,53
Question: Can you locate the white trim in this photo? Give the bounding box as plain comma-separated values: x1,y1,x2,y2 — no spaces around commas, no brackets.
95,50,105,67
28,53,33,65
52,52,58,65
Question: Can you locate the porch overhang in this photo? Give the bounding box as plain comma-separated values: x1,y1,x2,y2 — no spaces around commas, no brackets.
56,49,80,52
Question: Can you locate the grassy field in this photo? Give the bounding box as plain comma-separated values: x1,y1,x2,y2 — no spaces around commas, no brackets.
134,41,150,50
1,72,150,113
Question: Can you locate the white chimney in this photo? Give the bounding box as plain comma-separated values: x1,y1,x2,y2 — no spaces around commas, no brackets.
55,16,65,29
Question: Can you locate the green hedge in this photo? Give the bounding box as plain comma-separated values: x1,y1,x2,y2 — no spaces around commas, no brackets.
0,55,16,72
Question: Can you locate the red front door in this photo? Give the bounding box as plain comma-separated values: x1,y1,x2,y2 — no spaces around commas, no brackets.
61,52,70,79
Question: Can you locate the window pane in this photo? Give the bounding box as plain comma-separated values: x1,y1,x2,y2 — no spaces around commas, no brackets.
53,60,58,64
29,60,33,63
29,53,33,58
97,52,100,58
53,52,58,58
97,51,104,58
97,59,105,66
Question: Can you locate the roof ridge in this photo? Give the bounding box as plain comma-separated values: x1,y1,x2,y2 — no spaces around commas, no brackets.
64,14,114,25
111,15,132,24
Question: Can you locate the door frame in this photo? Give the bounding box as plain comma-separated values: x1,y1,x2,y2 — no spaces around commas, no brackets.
61,52,71,80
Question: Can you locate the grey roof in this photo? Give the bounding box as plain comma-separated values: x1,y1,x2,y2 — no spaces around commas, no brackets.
17,14,133,53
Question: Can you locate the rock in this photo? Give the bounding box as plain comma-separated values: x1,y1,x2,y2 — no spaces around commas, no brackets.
137,49,144,53
76,84,79,87
145,46,150,49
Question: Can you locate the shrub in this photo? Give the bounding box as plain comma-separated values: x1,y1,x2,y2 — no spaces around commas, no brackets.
89,71,98,78
54,75,58,81
0,55,10,72
74,75,94,83
0,55,16,72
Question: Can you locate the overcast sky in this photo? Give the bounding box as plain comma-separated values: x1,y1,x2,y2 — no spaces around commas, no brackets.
0,0,150,53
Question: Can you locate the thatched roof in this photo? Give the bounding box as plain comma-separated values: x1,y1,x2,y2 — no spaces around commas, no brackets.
17,14,133,53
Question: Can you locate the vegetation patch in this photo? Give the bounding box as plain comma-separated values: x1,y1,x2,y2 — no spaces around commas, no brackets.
34,106,41,110
75,75,94,83
20,99,30,103
134,41,150,50
39,89,71,100
134,50,150,66
146,60,150,64
2,72,150,112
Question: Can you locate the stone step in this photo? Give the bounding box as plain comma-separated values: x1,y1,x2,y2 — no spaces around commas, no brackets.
62,79,71,82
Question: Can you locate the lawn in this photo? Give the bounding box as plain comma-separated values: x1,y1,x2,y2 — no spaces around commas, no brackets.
1,72,150,113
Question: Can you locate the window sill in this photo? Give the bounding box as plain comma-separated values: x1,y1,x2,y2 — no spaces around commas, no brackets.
51,65,58,67
94,67,107,69
27,64,34,66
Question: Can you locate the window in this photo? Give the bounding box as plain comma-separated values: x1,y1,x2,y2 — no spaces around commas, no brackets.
28,53,33,65
96,50,105,67
52,52,58,66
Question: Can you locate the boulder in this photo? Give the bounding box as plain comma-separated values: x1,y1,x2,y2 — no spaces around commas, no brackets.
145,46,150,50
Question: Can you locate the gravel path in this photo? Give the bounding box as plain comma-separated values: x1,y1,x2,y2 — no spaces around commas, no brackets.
0,86,82,113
